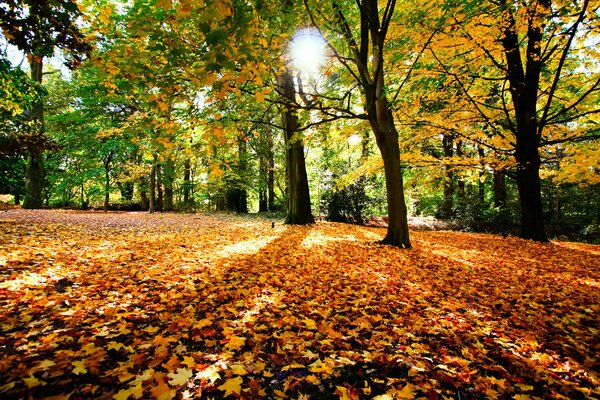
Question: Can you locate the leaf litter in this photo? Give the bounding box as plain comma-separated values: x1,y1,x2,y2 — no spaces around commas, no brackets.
0,210,598,399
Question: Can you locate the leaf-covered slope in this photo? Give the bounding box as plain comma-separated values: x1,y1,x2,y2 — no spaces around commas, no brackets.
0,210,598,399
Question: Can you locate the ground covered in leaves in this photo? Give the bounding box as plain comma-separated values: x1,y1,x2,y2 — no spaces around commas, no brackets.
0,210,598,400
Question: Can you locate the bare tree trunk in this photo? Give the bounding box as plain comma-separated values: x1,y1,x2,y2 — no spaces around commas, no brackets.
164,158,174,211
267,129,275,211
278,70,314,225
148,154,157,213
478,145,485,205
442,134,454,218
103,152,113,212
156,163,163,212
23,56,44,209
183,157,191,205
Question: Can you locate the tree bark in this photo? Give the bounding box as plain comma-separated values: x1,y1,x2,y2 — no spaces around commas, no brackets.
183,156,191,205
478,145,485,205
148,154,157,213
278,70,314,225
267,129,275,211
156,163,163,212
23,56,44,209
103,153,113,212
370,107,411,248
331,0,411,247
500,0,548,241
164,158,174,211
442,134,454,218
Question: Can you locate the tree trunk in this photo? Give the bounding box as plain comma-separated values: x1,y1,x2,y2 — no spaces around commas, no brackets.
478,145,485,205
183,156,191,205
148,155,157,213
372,117,411,248
515,145,547,241
23,56,44,209
278,71,314,225
164,158,174,211
500,0,548,241
267,129,275,211
103,152,113,212
456,140,465,202
442,134,454,218
156,163,163,212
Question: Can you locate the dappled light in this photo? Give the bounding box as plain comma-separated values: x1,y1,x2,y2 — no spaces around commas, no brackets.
1,211,598,399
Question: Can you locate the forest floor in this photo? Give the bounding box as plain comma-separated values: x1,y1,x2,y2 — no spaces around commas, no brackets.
0,209,599,400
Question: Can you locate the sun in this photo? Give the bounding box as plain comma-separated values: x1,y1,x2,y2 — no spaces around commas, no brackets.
289,28,327,75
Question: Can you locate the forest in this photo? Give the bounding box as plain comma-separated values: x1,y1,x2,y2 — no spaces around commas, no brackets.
0,0,598,245
0,0,599,399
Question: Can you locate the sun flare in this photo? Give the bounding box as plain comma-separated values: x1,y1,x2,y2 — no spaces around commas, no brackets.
290,28,327,75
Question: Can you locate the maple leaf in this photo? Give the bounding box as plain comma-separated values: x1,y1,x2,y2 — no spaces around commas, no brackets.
224,335,246,351
396,383,416,399
218,376,243,397
230,364,248,375
150,379,176,400
167,367,193,386
22,375,44,389
71,360,88,375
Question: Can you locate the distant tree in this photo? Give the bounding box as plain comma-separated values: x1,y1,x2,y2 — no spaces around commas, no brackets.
0,0,91,209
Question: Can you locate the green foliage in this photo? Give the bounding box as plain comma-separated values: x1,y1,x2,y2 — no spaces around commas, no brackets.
322,177,369,224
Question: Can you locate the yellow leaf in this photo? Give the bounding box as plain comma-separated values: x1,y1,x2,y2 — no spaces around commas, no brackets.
303,317,317,330
230,364,248,375
397,383,416,399
72,360,87,375
225,335,246,351
181,356,195,369
167,368,193,386
23,375,44,388
150,380,176,400
515,384,534,391
218,376,243,396
193,319,212,329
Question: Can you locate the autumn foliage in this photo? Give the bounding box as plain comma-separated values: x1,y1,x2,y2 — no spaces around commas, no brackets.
0,210,598,399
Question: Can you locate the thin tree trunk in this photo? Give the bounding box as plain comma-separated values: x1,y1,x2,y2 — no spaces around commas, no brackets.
267,129,275,211
103,152,113,212
478,145,485,205
164,158,174,211
183,157,191,205
157,163,163,212
149,154,157,213
278,70,314,224
23,56,44,209
442,134,454,218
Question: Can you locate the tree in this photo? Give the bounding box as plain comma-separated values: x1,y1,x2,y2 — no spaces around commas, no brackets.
0,0,90,208
411,0,600,241
303,0,412,247
277,69,315,224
